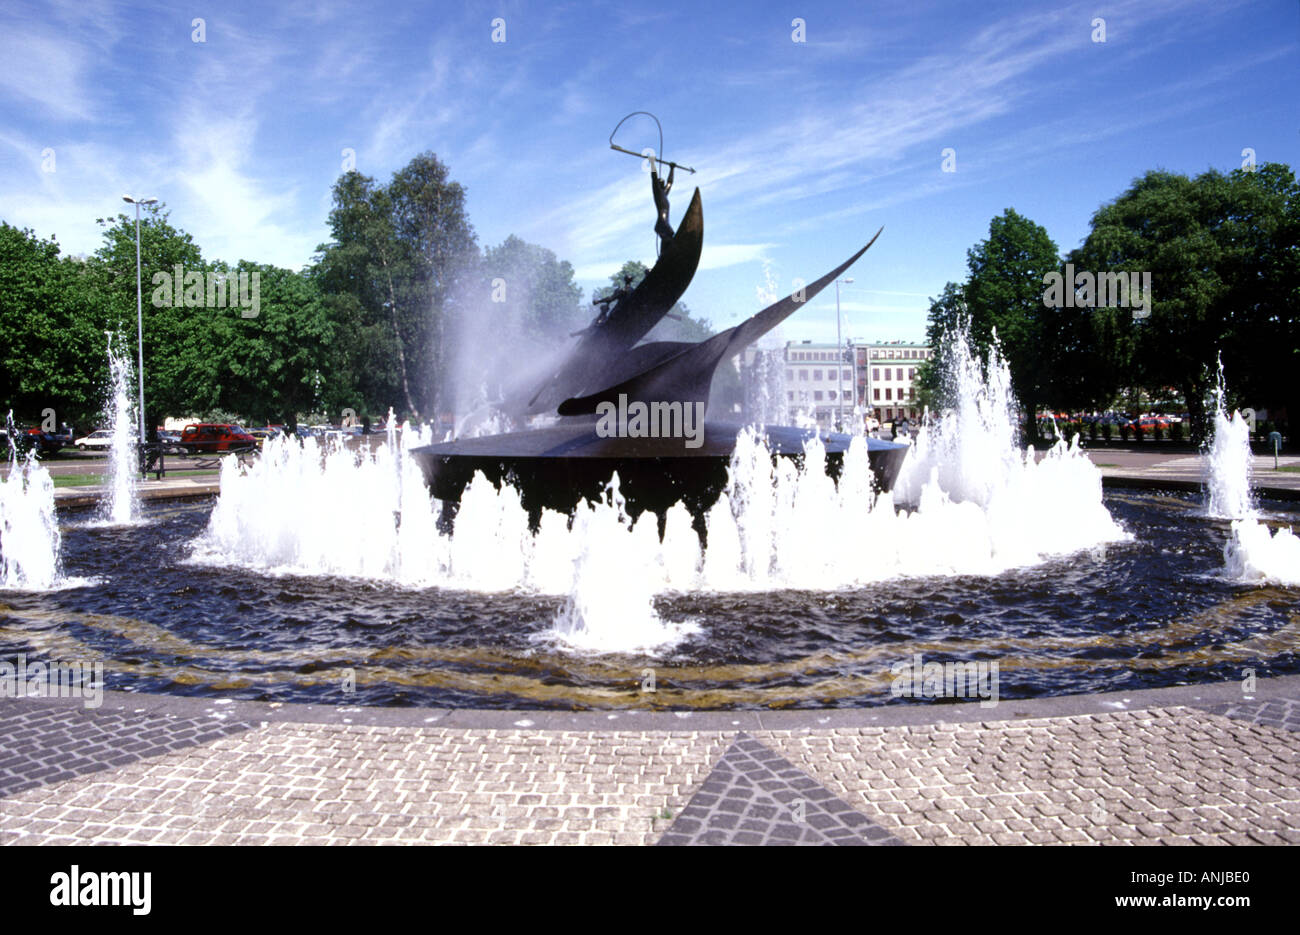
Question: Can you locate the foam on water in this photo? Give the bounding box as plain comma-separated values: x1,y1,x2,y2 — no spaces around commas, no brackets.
536,478,702,654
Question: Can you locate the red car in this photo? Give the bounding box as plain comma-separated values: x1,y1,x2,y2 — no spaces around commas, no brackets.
1137,416,1171,432
179,423,258,455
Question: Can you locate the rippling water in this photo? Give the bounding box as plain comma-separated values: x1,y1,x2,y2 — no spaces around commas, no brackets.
1,491,1297,710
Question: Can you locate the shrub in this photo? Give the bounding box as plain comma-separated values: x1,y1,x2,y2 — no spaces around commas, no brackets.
1102,422,1113,441
1170,421,1184,442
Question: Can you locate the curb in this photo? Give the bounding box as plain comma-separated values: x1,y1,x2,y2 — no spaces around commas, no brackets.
1101,474,1300,501
8,674,1298,732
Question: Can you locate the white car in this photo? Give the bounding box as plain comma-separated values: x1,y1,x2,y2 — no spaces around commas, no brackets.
74,430,115,450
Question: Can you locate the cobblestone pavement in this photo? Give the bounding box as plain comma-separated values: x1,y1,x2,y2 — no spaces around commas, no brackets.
1,681,1298,845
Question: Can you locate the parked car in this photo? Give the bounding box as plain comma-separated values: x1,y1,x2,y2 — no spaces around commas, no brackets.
1137,415,1171,432
157,431,185,455
74,429,115,451
179,423,257,455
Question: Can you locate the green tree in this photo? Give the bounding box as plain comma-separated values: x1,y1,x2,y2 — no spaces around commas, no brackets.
480,235,584,346
315,153,478,420
1072,164,1299,441
963,209,1061,439
0,224,103,428
922,212,1060,438
84,204,206,430
198,263,343,424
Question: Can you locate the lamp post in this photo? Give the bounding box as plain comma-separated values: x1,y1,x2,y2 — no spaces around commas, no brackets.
122,195,156,444
835,277,854,431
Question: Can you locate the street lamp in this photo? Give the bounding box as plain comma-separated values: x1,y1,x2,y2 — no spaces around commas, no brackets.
122,195,156,444
835,277,854,431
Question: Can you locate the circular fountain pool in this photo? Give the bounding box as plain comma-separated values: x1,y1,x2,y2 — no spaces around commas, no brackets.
1,490,1297,710
5,332,1297,710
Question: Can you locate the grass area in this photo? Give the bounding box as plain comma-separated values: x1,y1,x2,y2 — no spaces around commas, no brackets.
52,469,218,488
1093,463,1120,468
1274,465,1300,473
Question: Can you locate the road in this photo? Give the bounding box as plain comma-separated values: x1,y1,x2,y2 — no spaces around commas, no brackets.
0,449,223,479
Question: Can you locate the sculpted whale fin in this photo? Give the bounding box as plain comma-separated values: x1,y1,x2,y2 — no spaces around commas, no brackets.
557,228,882,417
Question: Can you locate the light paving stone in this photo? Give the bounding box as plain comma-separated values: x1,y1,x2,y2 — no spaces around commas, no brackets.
753,705,1300,846
1,721,731,845
3,685,1300,845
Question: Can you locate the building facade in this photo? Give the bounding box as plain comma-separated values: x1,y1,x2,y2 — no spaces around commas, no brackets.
782,341,856,427
860,341,931,424
741,339,932,428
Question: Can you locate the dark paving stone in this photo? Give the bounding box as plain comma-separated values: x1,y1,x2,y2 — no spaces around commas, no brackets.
1196,695,1300,732
656,733,904,847
0,699,258,799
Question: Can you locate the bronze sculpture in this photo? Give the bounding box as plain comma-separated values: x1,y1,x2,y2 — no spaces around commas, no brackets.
411,117,906,528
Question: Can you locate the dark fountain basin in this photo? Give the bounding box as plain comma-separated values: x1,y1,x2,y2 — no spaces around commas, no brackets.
411,422,910,526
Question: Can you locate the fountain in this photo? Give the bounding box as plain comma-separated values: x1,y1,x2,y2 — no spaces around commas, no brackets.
409,162,908,526
1206,370,1300,585
1,132,1297,709
1205,364,1254,521
0,422,62,590
96,336,141,526
2,319,1297,708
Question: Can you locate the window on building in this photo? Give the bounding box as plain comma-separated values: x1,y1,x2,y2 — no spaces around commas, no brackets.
909,388,915,400
787,392,794,401
872,368,879,381
814,391,824,401
909,368,915,379
841,369,851,381
873,388,880,401
799,370,808,381
812,369,822,381
886,388,892,400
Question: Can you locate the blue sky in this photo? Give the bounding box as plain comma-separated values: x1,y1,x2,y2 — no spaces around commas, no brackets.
1,0,1296,345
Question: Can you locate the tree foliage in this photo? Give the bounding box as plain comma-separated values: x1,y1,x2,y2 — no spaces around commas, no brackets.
313,153,479,420
924,210,1061,438
1071,163,1300,439
0,224,104,427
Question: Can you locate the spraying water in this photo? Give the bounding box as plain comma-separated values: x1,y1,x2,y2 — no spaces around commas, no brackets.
1204,364,1254,520
0,419,63,589
191,324,1129,653
1207,368,1300,585
97,338,141,525
742,347,788,426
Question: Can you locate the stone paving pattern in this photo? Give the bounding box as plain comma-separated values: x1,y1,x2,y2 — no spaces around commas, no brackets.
1196,696,1300,733
756,706,1299,845
0,703,257,800
656,732,901,845
2,693,1298,845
